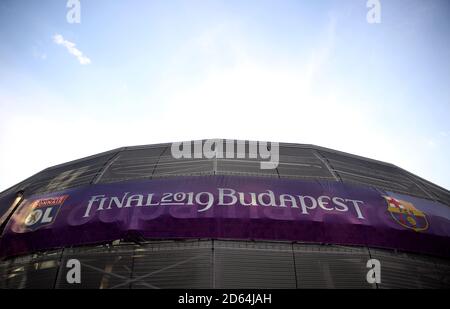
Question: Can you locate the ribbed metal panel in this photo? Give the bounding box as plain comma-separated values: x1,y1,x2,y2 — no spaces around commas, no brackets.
279,146,331,168
15,152,118,195
214,241,296,289
429,190,450,207
0,241,449,289
338,172,423,195
279,146,320,160
55,245,134,289
97,147,165,183
318,150,429,198
216,159,278,177
278,147,334,180
130,241,212,289
96,145,216,182
0,250,62,289
369,249,445,289
1,142,448,207
411,176,450,207
277,162,334,180
153,159,214,178
0,256,7,289
435,256,450,288
293,244,374,289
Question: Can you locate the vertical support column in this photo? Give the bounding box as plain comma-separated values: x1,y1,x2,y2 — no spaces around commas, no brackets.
312,149,341,181
91,148,125,184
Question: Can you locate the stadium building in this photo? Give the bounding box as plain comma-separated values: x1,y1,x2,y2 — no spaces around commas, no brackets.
0,140,449,289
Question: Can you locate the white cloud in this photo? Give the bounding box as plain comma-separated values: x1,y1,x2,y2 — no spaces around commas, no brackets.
53,34,91,65
427,139,437,148
440,131,449,138
32,46,47,60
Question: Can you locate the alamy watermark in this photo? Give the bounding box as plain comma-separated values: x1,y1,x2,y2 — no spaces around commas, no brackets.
66,259,81,284
171,139,279,170
65,257,381,286
67,0,81,24
367,0,381,24
67,1,381,25
366,258,381,284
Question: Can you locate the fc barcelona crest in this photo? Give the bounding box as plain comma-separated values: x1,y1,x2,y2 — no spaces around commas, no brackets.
383,196,429,232
22,195,68,231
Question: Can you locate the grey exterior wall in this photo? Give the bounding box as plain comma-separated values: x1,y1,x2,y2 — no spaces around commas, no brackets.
0,240,449,289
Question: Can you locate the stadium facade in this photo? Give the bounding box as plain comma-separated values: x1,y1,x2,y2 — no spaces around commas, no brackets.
0,140,449,289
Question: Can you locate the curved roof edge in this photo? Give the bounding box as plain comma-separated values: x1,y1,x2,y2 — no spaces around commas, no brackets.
1,140,448,200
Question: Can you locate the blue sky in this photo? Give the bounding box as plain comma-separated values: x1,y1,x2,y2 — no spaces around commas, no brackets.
0,0,449,191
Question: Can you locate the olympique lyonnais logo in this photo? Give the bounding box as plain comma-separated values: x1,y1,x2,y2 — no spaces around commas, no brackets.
384,196,429,232
22,195,69,231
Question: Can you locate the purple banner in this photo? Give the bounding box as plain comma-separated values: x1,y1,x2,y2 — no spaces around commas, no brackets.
1,175,450,258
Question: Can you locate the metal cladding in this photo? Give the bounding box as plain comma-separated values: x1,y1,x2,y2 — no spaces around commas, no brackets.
0,141,449,289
